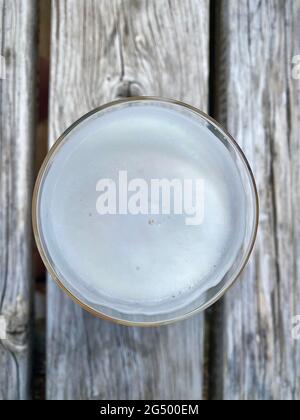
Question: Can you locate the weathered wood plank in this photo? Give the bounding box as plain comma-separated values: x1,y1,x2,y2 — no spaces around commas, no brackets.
0,0,37,400
214,0,300,400
47,0,209,400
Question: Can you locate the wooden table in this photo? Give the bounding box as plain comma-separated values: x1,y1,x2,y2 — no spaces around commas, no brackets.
0,0,299,400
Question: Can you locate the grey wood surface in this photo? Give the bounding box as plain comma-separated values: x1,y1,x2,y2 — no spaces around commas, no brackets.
47,0,209,400
214,0,300,400
0,0,37,400
1,0,298,401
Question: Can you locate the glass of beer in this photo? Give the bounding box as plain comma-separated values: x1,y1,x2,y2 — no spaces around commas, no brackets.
32,97,259,326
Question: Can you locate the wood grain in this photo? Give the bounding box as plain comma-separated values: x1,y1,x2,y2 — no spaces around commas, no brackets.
0,0,37,400
214,0,300,400
47,0,209,400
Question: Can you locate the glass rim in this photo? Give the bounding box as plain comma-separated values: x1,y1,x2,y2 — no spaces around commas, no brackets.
32,96,259,327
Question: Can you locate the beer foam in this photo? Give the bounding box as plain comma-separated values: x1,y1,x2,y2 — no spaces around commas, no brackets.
38,101,246,315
